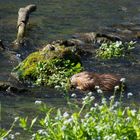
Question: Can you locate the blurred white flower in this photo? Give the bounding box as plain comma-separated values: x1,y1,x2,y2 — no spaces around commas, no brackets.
15,132,20,136
71,93,76,98
104,136,110,140
55,117,58,120
90,96,95,101
16,53,21,58
113,101,120,107
120,78,126,83
106,48,110,51
126,117,131,122
101,98,106,104
9,134,15,139
112,134,117,138
82,96,89,102
83,122,88,127
35,100,42,105
38,129,47,135
88,92,93,96
82,100,86,105
131,109,136,116
127,92,133,98
14,117,19,121
94,103,98,107
97,89,103,94
63,112,69,118
84,113,90,118
95,86,100,89
109,96,115,100
16,54,21,63
95,125,102,133
90,107,94,111
116,41,122,47
64,118,73,124
54,85,60,89
45,122,48,127
67,118,73,123
114,85,120,90
32,133,36,138
126,106,130,109
61,125,66,131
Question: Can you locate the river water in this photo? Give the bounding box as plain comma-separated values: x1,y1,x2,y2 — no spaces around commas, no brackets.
0,0,140,137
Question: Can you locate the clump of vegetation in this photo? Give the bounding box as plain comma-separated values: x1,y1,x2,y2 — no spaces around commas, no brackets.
36,59,83,91
1,88,140,140
96,41,136,59
12,45,83,91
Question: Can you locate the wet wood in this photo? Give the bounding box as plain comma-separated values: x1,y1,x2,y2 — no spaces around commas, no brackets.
15,4,37,46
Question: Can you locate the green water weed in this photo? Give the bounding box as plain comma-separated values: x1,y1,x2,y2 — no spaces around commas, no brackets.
96,41,136,59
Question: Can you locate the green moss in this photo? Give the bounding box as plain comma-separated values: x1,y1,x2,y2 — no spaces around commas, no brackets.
13,45,83,91
13,51,45,80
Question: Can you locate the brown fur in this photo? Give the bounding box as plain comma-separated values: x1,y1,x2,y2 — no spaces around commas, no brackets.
70,71,121,92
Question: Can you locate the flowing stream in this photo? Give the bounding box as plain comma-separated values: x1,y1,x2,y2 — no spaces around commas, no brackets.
0,0,140,136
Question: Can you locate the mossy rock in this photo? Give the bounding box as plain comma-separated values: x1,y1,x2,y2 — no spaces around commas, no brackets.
12,45,83,91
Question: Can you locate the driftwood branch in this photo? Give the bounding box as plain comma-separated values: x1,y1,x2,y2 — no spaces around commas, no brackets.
15,4,37,46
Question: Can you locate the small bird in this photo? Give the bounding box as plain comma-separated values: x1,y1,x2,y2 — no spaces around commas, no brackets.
70,71,122,92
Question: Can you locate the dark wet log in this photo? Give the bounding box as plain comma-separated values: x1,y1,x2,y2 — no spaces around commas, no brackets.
73,32,121,44
61,39,85,47
96,33,121,42
70,71,122,92
0,80,29,96
14,4,37,46
73,32,97,43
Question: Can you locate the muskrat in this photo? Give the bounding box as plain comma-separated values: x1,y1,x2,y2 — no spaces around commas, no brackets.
70,71,123,92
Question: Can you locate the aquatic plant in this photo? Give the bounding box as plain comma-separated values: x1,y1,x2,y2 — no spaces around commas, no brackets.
12,45,83,92
96,41,136,59
2,88,140,140
0,117,19,140
36,59,83,92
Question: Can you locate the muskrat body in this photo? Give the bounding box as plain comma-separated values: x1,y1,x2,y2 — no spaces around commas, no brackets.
70,71,122,92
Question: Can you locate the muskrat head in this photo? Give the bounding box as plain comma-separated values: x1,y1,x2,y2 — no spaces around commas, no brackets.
70,71,97,91
70,73,80,89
